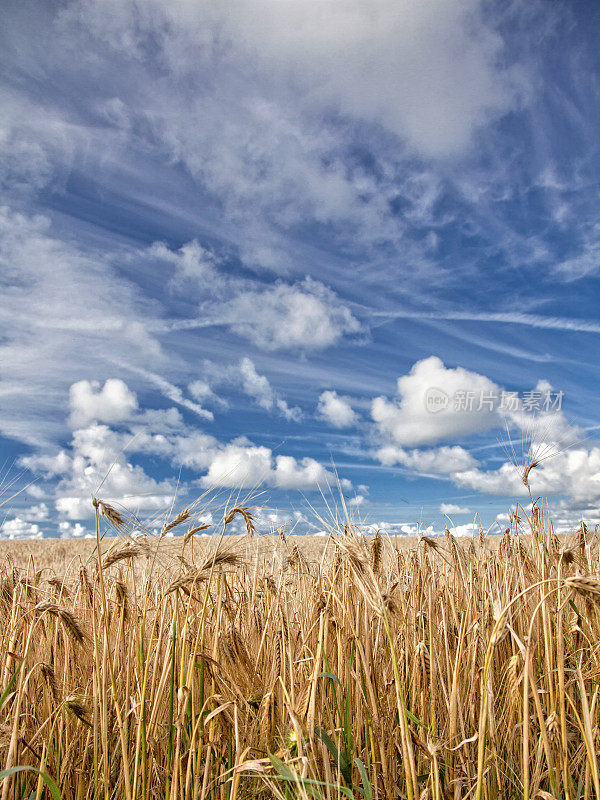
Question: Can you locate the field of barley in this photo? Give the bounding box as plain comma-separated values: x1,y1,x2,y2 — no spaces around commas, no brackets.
1,499,599,800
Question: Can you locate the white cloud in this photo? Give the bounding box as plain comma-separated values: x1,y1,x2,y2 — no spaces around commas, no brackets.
369,358,596,509
0,85,94,194
133,407,186,433
0,206,165,446
505,379,579,443
276,399,302,423
26,484,46,499
252,507,308,532
65,0,520,159
189,358,301,420
239,357,273,409
454,445,600,505
24,421,177,520
127,368,214,421
154,431,219,470
554,235,600,281
448,522,481,537
69,378,138,428
151,239,363,354
58,521,89,538
22,502,49,521
1,517,44,539
224,279,361,351
400,523,436,536
317,390,357,428
348,494,367,508
372,356,501,447
238,357,301,421
273,455,334,490
201,444,335,490
376,444,477,474
22,450,72,476
188,380,212,400
439,503,471,515
20,375,341,523
201,443,272,489
218,0,519,158
148,239,219,286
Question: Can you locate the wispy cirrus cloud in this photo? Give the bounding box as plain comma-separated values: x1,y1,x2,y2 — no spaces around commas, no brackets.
373,310,600,335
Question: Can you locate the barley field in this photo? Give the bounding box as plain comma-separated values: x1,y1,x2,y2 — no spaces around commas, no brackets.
0,500,598,800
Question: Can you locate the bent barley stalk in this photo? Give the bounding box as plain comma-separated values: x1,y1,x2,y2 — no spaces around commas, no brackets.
1,498,600,800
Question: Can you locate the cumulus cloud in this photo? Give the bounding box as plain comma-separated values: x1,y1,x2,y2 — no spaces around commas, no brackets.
21,502,49,521
372,356,501,447
20,378,341,524
0,517,44,539
69,378,138,428
439,503,471,515
348,494,367,508
54,423,176,519
149,237,362,354
23,420,177,520
369,357,597,508
201,443,271,489
317,390,358,428
224,279,361,351
58,521,90,538
448,522,482,537
201,443,336,490
273,455,334,490
454,446,600,505
377,444,477,474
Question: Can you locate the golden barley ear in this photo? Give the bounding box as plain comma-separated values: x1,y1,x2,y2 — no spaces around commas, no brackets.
102,543,140,569
65,696,92,727
522,460,538,489
94,499,126,528
161,507,191,536
421,536,440,552
40,663,58,701
565,575,600,597
183,523,210,543
370,529,383,574
114,579,128,618
47,576,71,596
224,506,256,536
36,602,86,645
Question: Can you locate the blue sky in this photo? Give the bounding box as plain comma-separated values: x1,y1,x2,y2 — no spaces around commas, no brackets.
2,0,600,538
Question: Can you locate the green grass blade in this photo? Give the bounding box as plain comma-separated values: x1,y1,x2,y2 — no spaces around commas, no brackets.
0,657,24,714
354,759,373,800
0,765,62,800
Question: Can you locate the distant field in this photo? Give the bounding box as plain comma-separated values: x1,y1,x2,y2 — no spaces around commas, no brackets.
0,533,421,574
